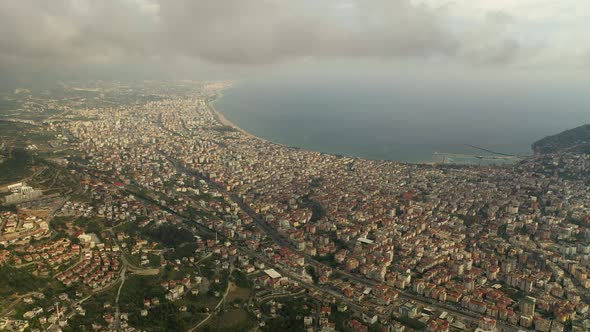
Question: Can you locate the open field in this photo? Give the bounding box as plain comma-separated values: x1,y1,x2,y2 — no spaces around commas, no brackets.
227,283,251,303
201,308,254,332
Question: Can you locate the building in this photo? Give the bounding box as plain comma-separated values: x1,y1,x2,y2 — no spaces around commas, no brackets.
264,268,282,279
3,185,42,204
400,302,418,318
478,317,497,332
520,296,536,316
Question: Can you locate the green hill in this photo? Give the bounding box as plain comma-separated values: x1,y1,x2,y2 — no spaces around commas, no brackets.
532,124,590,154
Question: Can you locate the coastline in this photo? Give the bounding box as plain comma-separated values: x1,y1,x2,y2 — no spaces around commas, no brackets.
208,98,275,145
208,98,422,166
208,94,441,165
209,97,436,165
207,90,435,164
206,92,521,166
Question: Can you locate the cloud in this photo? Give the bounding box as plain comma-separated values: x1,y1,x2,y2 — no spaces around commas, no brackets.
456,10,524,65
0,0,458,65
0,0,158,63
485,10,515,26
157,0,458,64
464,38,522,65
0,0,586,68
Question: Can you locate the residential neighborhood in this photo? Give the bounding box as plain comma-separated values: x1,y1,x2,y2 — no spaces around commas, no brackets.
0,81,589,332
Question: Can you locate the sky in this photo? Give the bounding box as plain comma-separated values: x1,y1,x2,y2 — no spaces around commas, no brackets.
0,0,588,84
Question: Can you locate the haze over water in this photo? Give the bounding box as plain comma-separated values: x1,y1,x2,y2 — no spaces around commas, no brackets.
215,77,590,163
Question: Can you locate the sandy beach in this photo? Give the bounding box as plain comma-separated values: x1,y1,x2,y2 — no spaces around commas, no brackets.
208,100,273,144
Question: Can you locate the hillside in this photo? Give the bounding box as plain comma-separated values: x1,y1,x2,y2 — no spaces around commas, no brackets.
532,124,590,154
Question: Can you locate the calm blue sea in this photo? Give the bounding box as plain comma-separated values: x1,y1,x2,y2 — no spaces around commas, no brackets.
215,78,590,163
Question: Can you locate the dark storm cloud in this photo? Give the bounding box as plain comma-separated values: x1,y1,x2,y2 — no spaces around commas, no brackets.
0,0,459,65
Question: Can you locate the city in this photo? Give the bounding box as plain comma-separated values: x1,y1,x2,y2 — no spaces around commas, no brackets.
0,81,589,332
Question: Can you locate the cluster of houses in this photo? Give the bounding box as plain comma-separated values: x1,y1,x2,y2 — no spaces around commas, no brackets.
41,83,590,331
56,249,120,289
161,275,202,301
0,211,50,246
13,238,80,273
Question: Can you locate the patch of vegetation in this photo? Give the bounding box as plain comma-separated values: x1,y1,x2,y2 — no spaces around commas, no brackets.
458,214,483,228
305,265,319,284
300,194,326,223
212,125,239,133
208,270,230,296
0,99,22,111
261,297,314,332
62,284,119,331
0,120,34,136
146,224,194,247
202,309,254,332
84,219,103,234
0,266,48,297
130,301,190,331
121,276,209,331
50,216,72,233
310,176,323,188
0,204,17,213
119,275,166,312
533,124,590,154
165,242,198,260
0,148,33,185
194,193,214,201
313,253,338,268
393,316,427,330
148,253,161,267
0,120,58,149
232,270,252,288
187,206,215,220
1,107,62,122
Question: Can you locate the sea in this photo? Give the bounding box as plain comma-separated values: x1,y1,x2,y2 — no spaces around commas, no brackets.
214,77,590,163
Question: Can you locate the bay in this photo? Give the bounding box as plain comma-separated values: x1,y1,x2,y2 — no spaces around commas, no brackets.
214,78,590,163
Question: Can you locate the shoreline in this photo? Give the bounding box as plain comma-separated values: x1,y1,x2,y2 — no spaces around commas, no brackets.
209,97,284,147
209,101,254,139
207,93,521,167
208,99,437,165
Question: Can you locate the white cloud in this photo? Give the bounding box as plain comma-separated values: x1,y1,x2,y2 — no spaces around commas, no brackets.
441,0,590,66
